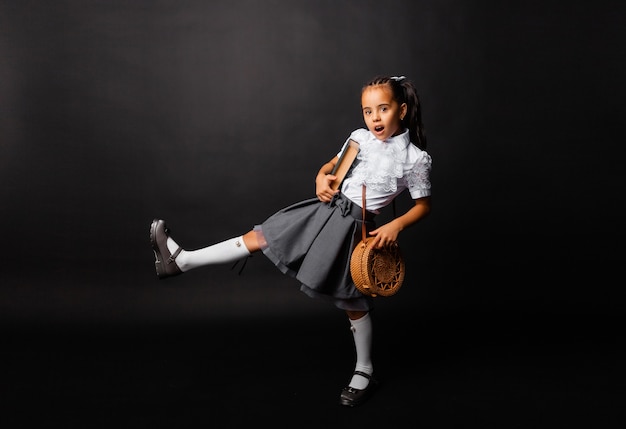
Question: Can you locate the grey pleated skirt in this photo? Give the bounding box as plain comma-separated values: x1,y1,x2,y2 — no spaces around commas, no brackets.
255,193,376,311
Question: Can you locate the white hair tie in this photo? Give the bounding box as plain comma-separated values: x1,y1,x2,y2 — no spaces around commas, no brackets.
391,75,406,81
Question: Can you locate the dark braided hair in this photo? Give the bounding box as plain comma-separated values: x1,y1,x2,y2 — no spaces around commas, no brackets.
362,76,427,150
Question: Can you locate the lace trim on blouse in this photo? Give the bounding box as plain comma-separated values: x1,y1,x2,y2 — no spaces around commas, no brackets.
348,129,431,194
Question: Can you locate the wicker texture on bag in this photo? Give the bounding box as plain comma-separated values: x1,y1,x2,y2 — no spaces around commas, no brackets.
350,237,405,297
350,186,405,297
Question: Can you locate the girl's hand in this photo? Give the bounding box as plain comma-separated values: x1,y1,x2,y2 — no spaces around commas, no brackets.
315,157,340,202
368,222,401,249
368,197,431,248
316,173,339,202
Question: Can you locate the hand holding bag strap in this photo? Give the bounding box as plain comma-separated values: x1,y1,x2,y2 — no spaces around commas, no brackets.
350,183,406,297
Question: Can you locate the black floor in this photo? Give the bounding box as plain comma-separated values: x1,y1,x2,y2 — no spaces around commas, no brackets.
1,308,624,428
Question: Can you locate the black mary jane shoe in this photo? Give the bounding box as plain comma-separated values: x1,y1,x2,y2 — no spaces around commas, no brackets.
150,219,182,279
339,371,378,407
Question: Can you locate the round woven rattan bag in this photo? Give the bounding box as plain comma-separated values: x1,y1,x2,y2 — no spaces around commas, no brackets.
350,237,405,297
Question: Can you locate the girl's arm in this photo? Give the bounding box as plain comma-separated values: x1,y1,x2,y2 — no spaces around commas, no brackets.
368,196,431,248
315,156,340,202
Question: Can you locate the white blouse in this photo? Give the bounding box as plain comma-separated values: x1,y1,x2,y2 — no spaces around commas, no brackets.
338,128,432,213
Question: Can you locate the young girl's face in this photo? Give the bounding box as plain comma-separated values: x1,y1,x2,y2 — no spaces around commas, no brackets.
361,85,407,141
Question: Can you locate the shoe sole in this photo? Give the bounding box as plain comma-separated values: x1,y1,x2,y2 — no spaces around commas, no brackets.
149,219,167,278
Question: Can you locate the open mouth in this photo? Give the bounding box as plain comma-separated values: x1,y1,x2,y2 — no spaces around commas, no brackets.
375,126,384,132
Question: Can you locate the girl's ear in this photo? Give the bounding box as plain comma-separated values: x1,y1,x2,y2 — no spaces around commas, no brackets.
400,102,408,120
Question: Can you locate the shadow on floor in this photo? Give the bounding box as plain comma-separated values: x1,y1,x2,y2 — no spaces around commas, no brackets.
1,308,624,428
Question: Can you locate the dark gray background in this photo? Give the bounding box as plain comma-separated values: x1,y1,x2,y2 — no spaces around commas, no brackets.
1,0,624,330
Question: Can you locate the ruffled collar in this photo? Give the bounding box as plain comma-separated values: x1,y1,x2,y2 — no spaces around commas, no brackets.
349,129,411,193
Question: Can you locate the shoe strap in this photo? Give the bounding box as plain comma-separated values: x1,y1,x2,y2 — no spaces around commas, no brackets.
167,247,182,264
353,370,372,380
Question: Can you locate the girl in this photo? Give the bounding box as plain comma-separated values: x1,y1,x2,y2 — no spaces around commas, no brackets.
150,75,432,407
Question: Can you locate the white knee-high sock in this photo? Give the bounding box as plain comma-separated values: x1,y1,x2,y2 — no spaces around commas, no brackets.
348,312,374,390
166,236,250,272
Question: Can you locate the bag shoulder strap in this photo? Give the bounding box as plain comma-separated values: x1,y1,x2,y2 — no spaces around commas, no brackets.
361,185,367,242
361,186,398,241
